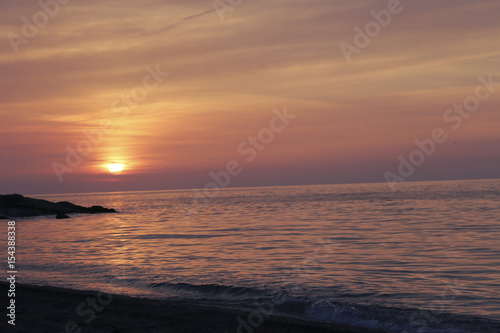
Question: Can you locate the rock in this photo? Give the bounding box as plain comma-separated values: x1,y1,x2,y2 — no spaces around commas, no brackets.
56,213,70,219
89,205,117,213
0,194,118,218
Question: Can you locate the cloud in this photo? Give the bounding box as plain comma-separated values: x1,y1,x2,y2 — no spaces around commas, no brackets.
1,0,499,193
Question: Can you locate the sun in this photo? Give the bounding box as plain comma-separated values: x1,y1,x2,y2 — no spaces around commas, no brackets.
108,163,124,174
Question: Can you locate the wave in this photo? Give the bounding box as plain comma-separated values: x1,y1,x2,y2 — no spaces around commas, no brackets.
141,281,500,333
306,299,500,333
149,281,269,299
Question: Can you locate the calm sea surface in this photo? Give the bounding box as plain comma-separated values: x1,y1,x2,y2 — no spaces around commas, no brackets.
6,180,500,332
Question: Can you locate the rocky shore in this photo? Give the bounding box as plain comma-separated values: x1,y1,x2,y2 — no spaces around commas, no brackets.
0,194,116,219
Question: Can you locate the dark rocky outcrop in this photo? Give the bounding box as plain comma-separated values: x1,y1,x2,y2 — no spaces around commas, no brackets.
0,194,117,219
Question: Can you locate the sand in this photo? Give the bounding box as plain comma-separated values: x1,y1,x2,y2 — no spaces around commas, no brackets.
0,282,390,333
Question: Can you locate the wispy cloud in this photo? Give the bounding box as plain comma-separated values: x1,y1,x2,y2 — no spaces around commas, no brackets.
1,0,499,194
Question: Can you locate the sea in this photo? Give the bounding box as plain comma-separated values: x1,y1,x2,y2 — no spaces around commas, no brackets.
6,179,500,333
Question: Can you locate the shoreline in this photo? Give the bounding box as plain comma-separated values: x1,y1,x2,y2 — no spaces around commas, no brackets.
0,282,390,333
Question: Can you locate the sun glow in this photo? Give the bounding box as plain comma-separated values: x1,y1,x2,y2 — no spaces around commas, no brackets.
108,163,124,174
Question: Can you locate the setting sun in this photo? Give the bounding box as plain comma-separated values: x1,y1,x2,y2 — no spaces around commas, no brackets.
108,163,124,174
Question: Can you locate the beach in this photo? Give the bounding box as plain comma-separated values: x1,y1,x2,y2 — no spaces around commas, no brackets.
0,282,387,333
2,182,499,333
3,0,500,331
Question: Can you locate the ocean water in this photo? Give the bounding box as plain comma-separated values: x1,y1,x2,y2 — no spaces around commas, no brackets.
5,180,500,332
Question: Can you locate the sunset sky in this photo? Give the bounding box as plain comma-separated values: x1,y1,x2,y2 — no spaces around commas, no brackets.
1,0,499,195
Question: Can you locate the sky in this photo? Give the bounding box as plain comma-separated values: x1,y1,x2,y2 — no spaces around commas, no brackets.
0,0,499,195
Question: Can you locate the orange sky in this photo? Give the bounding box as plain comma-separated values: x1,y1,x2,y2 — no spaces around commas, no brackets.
1,0,499,194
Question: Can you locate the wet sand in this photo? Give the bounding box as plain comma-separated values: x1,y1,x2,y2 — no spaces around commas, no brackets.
0,282,390,333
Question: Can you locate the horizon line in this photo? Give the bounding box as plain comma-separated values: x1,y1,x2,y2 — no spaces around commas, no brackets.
16,176,500,197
